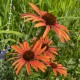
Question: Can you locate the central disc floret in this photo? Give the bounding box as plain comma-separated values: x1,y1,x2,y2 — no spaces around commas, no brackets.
23,50,34,61
50,63,57,68
42,13,56,25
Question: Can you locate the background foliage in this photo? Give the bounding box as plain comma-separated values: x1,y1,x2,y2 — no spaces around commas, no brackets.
0,0,80,80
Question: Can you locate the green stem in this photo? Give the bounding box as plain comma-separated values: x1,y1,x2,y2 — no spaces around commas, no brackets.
58,17,80,19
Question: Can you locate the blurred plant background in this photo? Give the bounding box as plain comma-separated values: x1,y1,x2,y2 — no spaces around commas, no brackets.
0,0,80,80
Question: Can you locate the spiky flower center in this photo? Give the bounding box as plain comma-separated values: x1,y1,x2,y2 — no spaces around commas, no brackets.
23,50,34,61
41,43,48,51
42,13,56,25
50,63,57,68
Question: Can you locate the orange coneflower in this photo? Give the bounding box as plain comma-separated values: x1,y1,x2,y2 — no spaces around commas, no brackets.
47,62,67,76
8,40,50,75
40,36,58,60
21,3,70,43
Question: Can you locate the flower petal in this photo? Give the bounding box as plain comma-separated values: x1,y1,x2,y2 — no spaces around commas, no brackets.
18,42,24,51
34,60,46,72
11,45,23,54
36,55,50,62
44,36,49,43
29,3,42,16
12,58,23,66
7,52,18,55
55,24,69,33
24,18,34,22
16,61,25,75
48,40,53,45
49,47,58,51
41,11,47,16
53,69,57,76
26,62,30,75
49,47,58,55
32,40,41,52
30,60,38,72
7,57,19,61
23,41,30,51
42,25,50,38
14,59,25,70
52,26,65,43
32,17,44,22
56,68,67,76
20,13,36,18
36,46,46,55
61,31,70,41
45,51,55,60
35,43,42,55
34,22,46,27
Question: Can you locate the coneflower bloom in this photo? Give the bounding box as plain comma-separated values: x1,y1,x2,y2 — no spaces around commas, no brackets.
21,3,70,43
40,36,58,60
47,62,67,76
8,40,50,75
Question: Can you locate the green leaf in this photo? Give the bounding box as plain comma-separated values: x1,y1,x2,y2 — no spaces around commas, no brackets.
0,39,16,42
67,58,75,64
0,30,23,36
78,35,80,40
0,17,2,26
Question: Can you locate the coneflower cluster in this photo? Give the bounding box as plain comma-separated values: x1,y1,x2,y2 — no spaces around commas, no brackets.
8,3,70,76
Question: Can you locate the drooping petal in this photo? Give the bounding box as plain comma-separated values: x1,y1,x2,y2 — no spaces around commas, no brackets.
61,31,70,41
36,55,50,62
36,46,46,55
57,66,66,70
26,62,30,75
48,47,58,55
7,52,18,55
36,60,46,69
34,22,46,27
48,40,53,45
56,68,67,76
45,51,55,60
32,40,41,52
11,45,23,54
24,18,34,22
16,61,26,75
55,24,69,33
30,60,38,72
49,49,58,55
48,52,55,60
53,51,58,55
35,43,42,55
49,47,58,51
23,41,30,51
32,17,44,22
41,10,47,16
18,42,24,51
7,57,19,61
53,69,57,76
20,13,36,18
34,60,46,72
42,25,50,38
12,58,23,66
29,3,42,16
44,36,49,43
52,26,65,43
14,59,25,70
57,64,62,67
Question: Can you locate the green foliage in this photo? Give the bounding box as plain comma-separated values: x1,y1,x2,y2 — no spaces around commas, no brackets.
0,0,80,80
